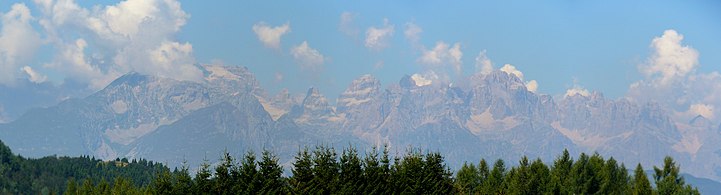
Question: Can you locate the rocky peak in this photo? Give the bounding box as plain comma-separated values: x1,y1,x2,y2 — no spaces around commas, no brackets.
337,75,381,112
302,87,333,115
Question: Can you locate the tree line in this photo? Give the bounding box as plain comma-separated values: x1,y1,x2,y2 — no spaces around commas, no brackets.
0,139,700,194
0,140,168,194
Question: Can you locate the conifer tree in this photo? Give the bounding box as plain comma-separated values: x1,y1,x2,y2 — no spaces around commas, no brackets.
339,146,363,194
258,150,285,194
290,147,313,194
455,162,480,194
631,163,652,195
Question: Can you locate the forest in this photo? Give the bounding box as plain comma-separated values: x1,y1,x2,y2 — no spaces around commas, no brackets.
0,140,699,194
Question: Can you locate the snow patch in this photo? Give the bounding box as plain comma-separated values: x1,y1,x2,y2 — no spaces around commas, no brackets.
339,97,371,107
465,108,519,134
94,141,117,160
258,98,288,120
552,121,609,150
105,120,173,145
110,100,128,114
673,122,704,158
465,109,496,134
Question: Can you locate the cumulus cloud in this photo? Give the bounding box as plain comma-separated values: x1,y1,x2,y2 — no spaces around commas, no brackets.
21,66,47,83
404,22,422,45
526,80,538,93
499,64,538,92
365,18,394,50
684,104,715,120
291,41,325,71
475,50,493,74
252,22,290,49
410,71,439,87
34,0,201,89
639,29,699,86
0,3,42,86
418,41,463,75
339,12,358,37
565,86,590,98
627,29,721,122
500,64,524,80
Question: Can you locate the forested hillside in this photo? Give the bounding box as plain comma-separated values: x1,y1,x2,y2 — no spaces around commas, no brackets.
0,139,700,194
0,140,168,194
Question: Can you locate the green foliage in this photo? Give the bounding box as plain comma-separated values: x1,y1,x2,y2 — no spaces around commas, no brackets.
632,163,653,195
0,139,167,194
0,139,703,194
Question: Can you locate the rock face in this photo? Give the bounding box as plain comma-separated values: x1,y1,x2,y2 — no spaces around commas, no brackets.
1,65,720,182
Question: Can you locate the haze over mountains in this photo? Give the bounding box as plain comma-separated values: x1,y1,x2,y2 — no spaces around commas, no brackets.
2,64,721,184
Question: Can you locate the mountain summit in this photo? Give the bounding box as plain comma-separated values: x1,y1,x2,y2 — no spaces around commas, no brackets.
1,65,720,182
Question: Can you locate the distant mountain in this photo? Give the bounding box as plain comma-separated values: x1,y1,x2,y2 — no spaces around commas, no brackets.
1,64,720,183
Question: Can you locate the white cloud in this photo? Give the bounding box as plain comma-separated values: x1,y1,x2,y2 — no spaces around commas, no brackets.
410,72,438,87
339,12,358,37
627,29,721,123
252,22,290,49
640,29,699,86
0,3,42,86
291,41,325,71
526,80,538,93
685,104,714,120
418,41,463,75
404,22,422,44
475,50,493,74
500,64,524,80
365,18,394,50
21,66,47,83
34,0,201,89
565,86,590,97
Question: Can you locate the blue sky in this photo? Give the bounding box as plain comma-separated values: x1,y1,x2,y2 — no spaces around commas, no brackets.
0,0,721,99
172,0,721,98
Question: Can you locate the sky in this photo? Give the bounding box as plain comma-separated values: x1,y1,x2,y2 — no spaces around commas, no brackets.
0,0,720,122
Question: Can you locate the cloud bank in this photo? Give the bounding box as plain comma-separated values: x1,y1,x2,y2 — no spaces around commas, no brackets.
628,29,721,121
0,3,42,86
0,0,202,90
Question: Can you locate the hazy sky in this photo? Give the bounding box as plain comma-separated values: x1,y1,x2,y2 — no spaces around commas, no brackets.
1,1,720,115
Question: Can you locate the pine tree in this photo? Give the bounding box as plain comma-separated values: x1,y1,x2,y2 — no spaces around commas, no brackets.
482,159,506,194
362,146,389,194
193,160,213,193
212,151,233,194
528,158,550,194
548,149,573,194
238,151,259,193
475,159,490,194
631,163,652,195
290,147,313,194
455,162,480,194
653,156,699,194
423,152,454,194
310,145,339,193
172,165,194,194
338,146,364,194
258,150,285,194
64,178,77,195
152,170,173,194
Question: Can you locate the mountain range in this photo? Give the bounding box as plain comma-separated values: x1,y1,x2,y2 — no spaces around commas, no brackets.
1,64,721,183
